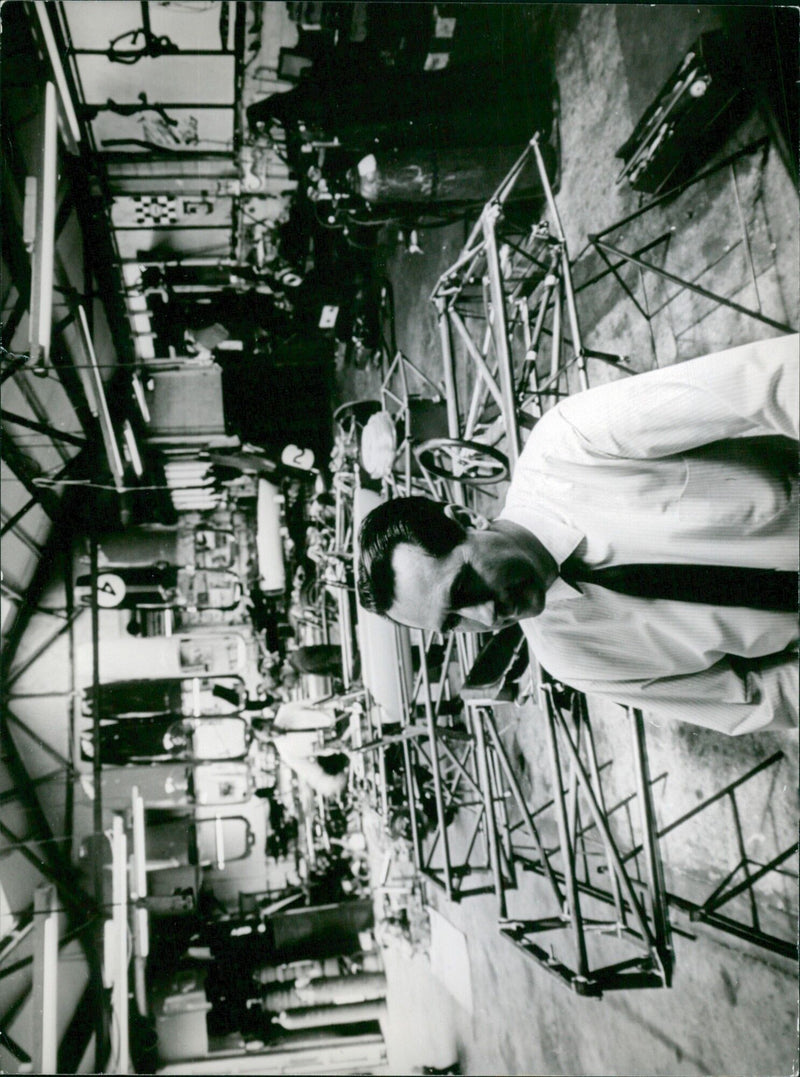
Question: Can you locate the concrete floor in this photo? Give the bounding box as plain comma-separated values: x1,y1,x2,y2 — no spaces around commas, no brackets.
336,5,798,1075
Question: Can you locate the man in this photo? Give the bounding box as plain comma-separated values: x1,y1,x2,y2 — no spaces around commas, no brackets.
358,335,799,735
252,726,349,798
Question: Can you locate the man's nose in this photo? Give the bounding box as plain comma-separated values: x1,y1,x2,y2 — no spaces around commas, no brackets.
458,601,496,629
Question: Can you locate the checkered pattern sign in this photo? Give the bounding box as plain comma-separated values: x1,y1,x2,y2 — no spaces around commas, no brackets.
131,195,178,226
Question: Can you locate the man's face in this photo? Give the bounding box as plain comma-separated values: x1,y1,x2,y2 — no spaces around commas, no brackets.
387,530,547,633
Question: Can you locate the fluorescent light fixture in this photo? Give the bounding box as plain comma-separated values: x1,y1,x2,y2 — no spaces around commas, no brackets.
122,419,143,478
32,886,59,1075
131,373,151,422
76,304,126,484
28,81,57,366
131,787,149,960
110,813,131,1075
31,3,81,152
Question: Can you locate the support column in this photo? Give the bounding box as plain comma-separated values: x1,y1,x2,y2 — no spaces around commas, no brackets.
32,885,59,1075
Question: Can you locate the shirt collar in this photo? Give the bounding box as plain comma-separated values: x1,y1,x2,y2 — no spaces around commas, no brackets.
498,503,584,567
546,575,582,601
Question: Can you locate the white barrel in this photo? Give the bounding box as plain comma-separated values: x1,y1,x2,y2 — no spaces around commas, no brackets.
257,479,286,594
353,488,413,725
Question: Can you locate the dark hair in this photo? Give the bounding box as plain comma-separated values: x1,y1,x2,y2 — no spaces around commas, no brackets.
357,497,464,615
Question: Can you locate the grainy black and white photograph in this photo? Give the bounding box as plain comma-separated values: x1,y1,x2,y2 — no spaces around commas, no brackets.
0,2,797,1074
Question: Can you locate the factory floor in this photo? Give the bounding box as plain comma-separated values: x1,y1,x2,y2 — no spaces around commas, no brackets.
335,6,798,1075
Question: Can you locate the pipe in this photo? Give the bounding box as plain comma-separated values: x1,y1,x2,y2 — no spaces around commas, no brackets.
276,999,387,1031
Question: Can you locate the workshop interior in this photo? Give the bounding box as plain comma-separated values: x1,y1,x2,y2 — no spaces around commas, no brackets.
0,3,797,1075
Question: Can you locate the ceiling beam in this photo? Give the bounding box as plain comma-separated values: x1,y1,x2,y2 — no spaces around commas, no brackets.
0,512,42,557
57,978,98,1074
0,509,78,683
0,701,94,930
1,290,29,351
1,408,87,447
0,430,61,519
0,808,93,922
0,450,86,540
2,709,74,774
6,608,84,689
0,767,65,807
0,1027,31,1066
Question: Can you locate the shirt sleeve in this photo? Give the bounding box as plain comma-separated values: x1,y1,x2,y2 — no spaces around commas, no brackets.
550,333,799,459
563,651,798,735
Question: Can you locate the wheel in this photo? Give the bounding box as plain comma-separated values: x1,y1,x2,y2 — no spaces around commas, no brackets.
414,437,510,487
333,399,381,437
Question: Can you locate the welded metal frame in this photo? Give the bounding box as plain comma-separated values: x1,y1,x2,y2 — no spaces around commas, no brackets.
376,349,449,499
371,281,513,503
408,134,675,996
620,749,798,959
404,696,504,907
499,688,673,997
583,138,797,360
360,624,494,903
431,133,631,474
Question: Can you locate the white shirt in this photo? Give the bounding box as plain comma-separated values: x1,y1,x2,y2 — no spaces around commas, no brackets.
499,334,799,734
273,731,348,797
275,700,336,732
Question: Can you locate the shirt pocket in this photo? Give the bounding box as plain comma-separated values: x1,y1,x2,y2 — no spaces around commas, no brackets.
679,441,794,531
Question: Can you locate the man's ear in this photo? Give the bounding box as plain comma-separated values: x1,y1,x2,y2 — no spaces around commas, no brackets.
443,503,489,531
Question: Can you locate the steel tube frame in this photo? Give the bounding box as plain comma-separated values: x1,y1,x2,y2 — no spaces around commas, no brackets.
400,675,497,903
498,684,670,995
629,708,672,977
435,297,462,441
592,237,795,335
622,748,797,956
417,632,455,900
542,687,590,977
483,207,522,466
622,750,785,861
472,705,509,916
425,133,671,999
477,704,564,904
448,308,505,416
551,700,662,955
